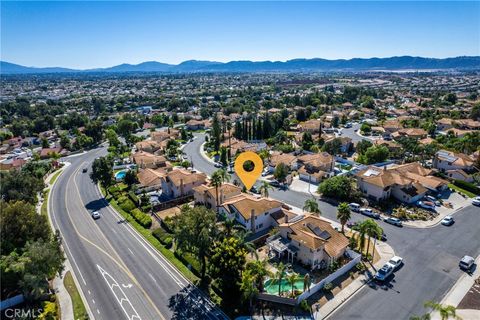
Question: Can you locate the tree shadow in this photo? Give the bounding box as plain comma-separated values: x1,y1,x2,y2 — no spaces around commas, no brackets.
168,285,224,320
85,199,109,212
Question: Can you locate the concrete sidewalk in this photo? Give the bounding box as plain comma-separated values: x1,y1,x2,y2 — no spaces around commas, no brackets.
432,255,480,320
314,240,395,319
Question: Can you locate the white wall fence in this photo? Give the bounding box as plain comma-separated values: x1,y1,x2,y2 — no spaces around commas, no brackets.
257,250,361,305
297,249,361,303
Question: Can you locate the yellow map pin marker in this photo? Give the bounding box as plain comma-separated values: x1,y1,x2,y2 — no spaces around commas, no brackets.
234,151,263,191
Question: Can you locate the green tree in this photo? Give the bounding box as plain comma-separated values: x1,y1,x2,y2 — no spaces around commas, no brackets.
274,162,288,183
0,170,45,204
275,262,286,296
174,206,217,281
105,128,120,148
303,198,321,216
211,170,223,213
360,123,371,134
241,270,258,311
286,272,298,298
1,201,50,255
90,157,114,191
359,219,383,259
444,93,457,105
322,138,342,155
424,301,460,320
212,115,221,152
123,170,138,189
258,181,272,198
302,132,314,151
356,140,373,155
318,175,357,201
470,102,480,120
220,146,228,166
357,145,389,164
209,237,247,309
337,202,351,233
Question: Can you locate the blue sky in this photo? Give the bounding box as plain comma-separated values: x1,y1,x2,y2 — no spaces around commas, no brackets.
1,1,479,69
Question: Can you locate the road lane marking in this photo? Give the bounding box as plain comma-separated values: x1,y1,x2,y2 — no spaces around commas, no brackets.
97,309,100,314
148,273,157,283
92,299,95,304
97,265,141,320
66,163,166,320
88,290,91,295
127,247,134,256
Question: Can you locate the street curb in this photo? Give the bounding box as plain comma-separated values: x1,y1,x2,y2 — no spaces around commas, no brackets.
199,141,217,164
402,204,468,229
46,163,95,320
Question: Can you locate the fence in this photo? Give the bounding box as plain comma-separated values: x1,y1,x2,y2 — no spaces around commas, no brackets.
296,249,361,302
152,195,193,212
257,250,361,305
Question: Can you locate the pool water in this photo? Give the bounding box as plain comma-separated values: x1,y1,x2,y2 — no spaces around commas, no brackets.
115,170,127,180
264,277,305,295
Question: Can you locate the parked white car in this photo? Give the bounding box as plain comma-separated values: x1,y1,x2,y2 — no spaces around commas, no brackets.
360,208,380,219
387,256,403,270
349,203,361,212
375,264,394,281
441,215,454,226
472,197,480,206
91,211,100,220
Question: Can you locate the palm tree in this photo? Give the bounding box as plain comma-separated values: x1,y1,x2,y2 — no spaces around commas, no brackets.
241,270,258,312
216,168,231,183
286,272,298,298
357,223,367,256
424,301,461,320
303,198,321,216
410,314,431,320
336,202,351,233
275,262,286,296
360,219,383,260
211,171,223,213
259,180,272,198
246,259,272,291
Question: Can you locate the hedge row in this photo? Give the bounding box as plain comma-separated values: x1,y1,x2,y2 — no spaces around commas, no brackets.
174,250,202,277
128,191,139,206
130,208,152,228
152,228,173,249
453,179,480,195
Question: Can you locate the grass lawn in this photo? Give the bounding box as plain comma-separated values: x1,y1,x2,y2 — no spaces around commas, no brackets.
41,190,49,217
49,169,62,185
63,271,88,320
100,186,199,283
448,183,476,198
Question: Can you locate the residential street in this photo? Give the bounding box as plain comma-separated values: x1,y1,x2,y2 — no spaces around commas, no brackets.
183,132,480,320
50,148,225,320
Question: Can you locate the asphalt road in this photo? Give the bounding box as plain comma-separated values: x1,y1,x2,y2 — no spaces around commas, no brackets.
50,147,226,320
183,132,480,320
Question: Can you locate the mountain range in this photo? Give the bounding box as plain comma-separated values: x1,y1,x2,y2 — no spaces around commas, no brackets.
1,56,479,74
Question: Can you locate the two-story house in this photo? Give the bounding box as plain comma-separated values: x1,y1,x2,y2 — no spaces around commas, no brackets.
193,183,242,209
433,150,477,183
297,152,335,184
160,169,207,199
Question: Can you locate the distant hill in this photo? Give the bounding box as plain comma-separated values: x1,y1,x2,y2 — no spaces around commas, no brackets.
2,56,479,74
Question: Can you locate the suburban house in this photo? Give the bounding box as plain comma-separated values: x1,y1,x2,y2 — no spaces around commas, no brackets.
193,183,242,209
160,169,207,199
151,129,180,143
391,128,428,140
137,168,169,191
185,119,210,130
219,194,295,234
0,157,26,171
131,151,169,169
268,214,349,270
297,152,335,184
355,162,448,204
135,140,163,154
267,153,298,173
298,119,322,133
433,150,477,182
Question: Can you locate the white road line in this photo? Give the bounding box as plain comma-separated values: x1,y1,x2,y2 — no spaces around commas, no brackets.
92,299,96,304
88,290,91,295
148,273,157,283
128,247,134,255
97,264,141,320
97,309,100,314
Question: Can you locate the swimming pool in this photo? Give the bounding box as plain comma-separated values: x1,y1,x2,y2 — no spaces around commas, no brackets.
115,170,127,180
264,276,305,295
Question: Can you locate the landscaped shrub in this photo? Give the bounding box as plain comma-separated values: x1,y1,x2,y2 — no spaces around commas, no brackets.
119,199,136,212
323,282,333,292
152,228,173,249
162,216,176,233
108,186,121,196
453,179,480,195
128,191,139,205
174,250,201,276
130,208,152,228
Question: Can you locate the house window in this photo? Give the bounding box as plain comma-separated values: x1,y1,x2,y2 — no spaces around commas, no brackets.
257,223,263,229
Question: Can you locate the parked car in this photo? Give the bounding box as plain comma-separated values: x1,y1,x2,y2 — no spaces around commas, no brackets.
375,264,394,281
441,215,454,226
424,195,441,206
349,203,361,212
345,123,352,128
82,168,88,173
384,217,402,227
360,208,380,219
261,170,269,177
417,201,436,210
269,180,281,187
91,211,100,220
214,162,223,168
472,197,480,206
387,256,403,270
250,186,260,194
459,255,475,271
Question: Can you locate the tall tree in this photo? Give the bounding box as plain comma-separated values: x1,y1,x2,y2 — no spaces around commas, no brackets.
212,115,221,152
359,219,383,259
90,156,114,191
174,206,217,281
303,198,321,216
211,171,223,213
259,181,272,198
424,301,459,320
336,202,351,233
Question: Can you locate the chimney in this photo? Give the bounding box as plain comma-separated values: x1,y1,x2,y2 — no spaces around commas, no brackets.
284,213,289,224
180,178,184,197
250,209,255,233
